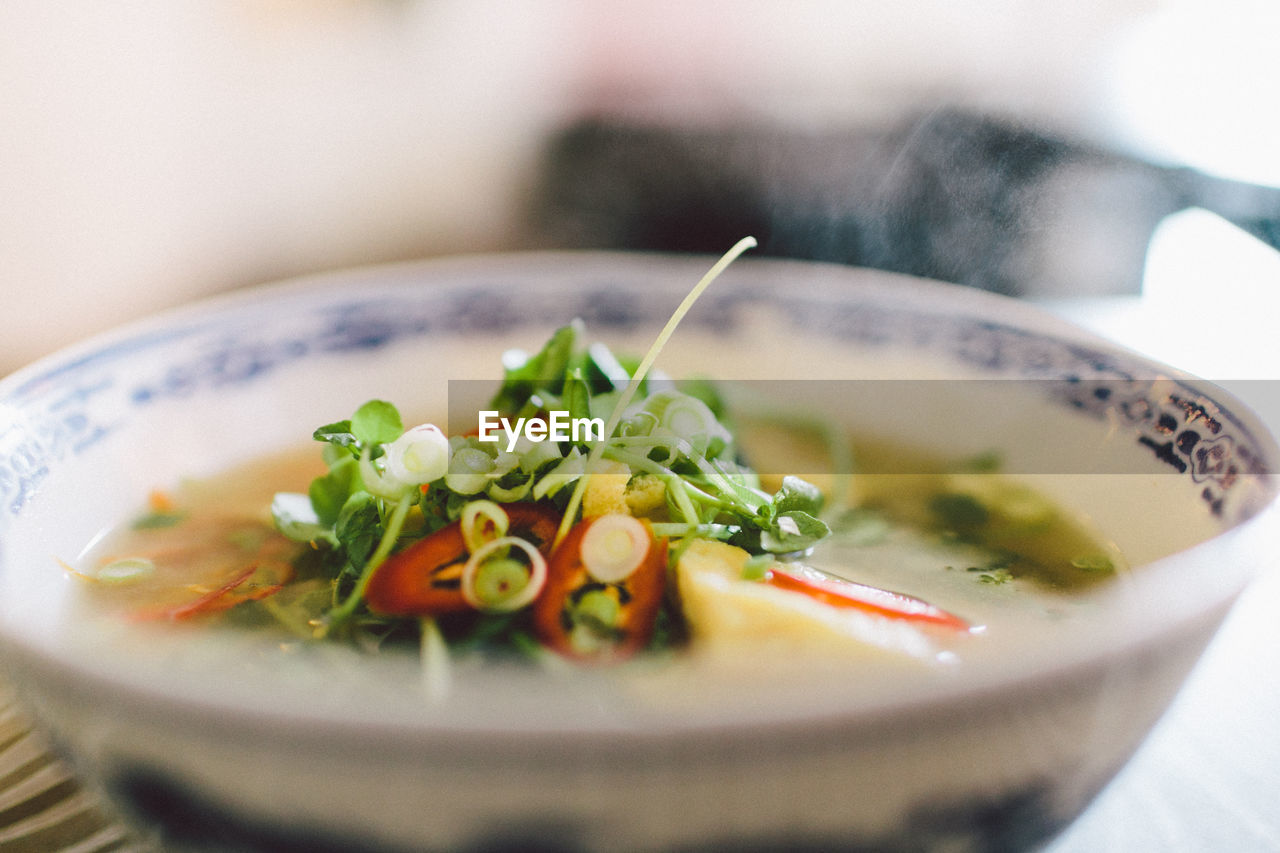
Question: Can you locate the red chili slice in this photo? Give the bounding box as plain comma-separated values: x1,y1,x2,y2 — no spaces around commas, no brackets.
365,502,559,616
766,566,971,631
532,515,667,662
133,559,294,622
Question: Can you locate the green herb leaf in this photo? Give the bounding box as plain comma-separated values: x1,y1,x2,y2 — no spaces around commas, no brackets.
313,419,358,450
351,400,404,446
584,341,631,392
563,368,592,424
335,491,382,576
490,322,580,413
309,455,360,526
760,510,831,555
772,475,825,518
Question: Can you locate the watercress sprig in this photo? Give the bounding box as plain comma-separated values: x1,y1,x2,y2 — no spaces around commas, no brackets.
270,236,831,646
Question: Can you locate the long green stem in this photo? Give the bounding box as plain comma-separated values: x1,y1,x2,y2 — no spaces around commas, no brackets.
419,616,451,704
602,446,716,522
321,495,413,635
554,237,757,548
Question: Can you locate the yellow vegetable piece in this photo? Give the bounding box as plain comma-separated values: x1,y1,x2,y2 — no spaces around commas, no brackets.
582,460,632,518
624,473,666,517
675,540,939,665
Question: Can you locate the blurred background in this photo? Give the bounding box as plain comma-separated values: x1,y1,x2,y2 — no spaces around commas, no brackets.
1,0,1277,376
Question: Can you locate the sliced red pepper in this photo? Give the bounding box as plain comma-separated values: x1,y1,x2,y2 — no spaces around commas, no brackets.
365,501,559,616
766,566,971,632
532,515,667,662
133,559,294,622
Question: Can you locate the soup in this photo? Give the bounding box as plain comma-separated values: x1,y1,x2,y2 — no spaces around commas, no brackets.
70,298,1127,686
77,419,1123,678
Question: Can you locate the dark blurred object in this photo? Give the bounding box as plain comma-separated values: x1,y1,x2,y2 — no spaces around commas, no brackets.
527,109,1280,297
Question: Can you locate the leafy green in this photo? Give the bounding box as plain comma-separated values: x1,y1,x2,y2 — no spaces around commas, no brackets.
313,419,359,451
489,322,580,415
760,510,830,555
309,454,360,526
772,475,824,517
351,400,404,446
335,492,382,579
563,368,592,423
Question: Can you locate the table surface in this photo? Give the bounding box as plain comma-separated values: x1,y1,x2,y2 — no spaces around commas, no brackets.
1,212,1277,851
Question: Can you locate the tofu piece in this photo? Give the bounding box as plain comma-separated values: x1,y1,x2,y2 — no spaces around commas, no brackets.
675,539,938,664
624,473,666,517
582,459,632,518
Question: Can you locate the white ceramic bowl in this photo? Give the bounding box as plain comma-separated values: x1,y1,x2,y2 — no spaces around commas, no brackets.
0,253,1275,851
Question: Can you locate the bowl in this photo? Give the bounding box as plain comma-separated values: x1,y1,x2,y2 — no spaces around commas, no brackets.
0,252,1275,851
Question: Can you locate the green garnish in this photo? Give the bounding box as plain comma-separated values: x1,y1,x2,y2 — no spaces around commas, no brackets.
1070,554,1115,573
131,510,186,530
96,557,156,585
929,492,990,531
264,237,837,662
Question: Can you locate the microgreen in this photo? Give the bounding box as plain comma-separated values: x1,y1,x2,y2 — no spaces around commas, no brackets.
308,455,360,526
351,400,404,446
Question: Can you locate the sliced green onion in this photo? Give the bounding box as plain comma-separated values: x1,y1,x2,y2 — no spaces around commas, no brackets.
383,423,450,487
532,448,585,500
580,515,650,583
460,500,509,554
461,536,547,612
96,557,155,585
486,475,533,503
574,589,621,629
472,558,529,603
444,447,494,495
358,447,406,501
